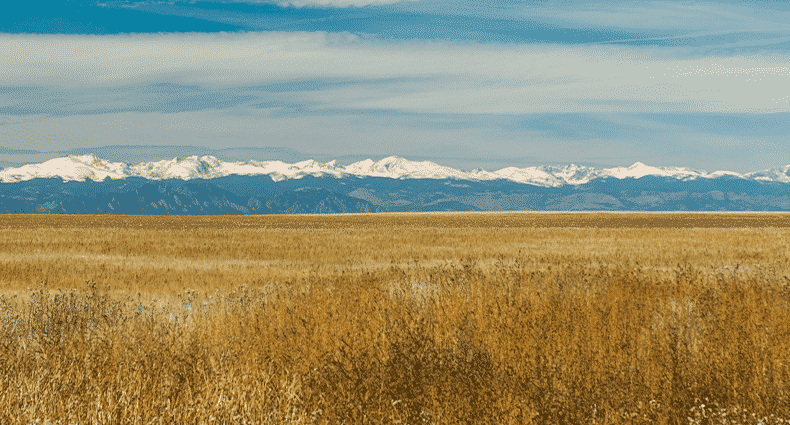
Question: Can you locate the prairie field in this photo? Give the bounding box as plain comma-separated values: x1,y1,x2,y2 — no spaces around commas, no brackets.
1,212,789,424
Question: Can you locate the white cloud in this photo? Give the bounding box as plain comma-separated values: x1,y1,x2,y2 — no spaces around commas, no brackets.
518,2,790,32
1,32,790,115
274,0,416,7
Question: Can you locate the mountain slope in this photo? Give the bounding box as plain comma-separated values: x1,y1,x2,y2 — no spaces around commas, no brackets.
2,155,790,213
0,178,382,215
1,173,789,213
3,154,790,187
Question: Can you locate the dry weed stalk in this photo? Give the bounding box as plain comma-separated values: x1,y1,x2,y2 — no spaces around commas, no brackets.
0,213,788,424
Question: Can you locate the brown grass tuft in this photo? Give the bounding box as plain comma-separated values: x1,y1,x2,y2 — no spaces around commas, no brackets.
0,212,789,424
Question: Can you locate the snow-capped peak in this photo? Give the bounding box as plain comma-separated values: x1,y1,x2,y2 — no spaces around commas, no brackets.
744,165,790,184
603,162,675,179
0,154,130,183
130,156,225,180
1,154,789,186
343,156,469,180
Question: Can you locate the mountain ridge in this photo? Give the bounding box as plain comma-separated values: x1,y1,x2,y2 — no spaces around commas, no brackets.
2,154,790,213
2,154,790,187
1,172,789,214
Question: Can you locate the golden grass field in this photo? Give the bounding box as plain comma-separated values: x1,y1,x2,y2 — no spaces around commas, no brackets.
1,212,789,424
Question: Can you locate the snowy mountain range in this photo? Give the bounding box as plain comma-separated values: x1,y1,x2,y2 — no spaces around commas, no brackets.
2,154,790,187
1,154,790,213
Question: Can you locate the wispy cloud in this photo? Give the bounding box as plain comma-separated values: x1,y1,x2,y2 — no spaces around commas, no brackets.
274,0,417,8
3,32,790,115
3,1,790,172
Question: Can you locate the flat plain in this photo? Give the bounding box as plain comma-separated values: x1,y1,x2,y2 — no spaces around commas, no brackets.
1,212,789,424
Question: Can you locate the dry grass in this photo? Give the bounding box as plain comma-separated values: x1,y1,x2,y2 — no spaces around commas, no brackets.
0,212,789,424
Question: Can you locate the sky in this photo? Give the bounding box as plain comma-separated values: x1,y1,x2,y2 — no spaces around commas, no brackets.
2,0,790,173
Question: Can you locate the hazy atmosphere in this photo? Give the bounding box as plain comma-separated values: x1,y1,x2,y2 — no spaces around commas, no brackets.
3,0,790,172
4,3,790,422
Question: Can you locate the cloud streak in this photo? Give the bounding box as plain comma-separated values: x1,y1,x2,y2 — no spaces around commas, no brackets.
274,0,417,7
3,32,790,116
3,2,790,173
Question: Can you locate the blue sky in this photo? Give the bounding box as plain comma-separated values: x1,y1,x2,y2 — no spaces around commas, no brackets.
2,0,790,172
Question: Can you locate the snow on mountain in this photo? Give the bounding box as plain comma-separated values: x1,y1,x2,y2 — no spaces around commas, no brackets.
594,162,715,181
130,156,226,180
0,154,788,186
651,165,711,180
601,162,674,179
248,159,345,182
707,170,746,179
535,164,600,185
468,162,705,187
744,165,790,184
343,156,469,180
128,156,345,182
475,167,566,187
0,154,130,183
0,155,346,183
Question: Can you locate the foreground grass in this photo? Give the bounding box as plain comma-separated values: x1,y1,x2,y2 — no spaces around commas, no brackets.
0,213,789,424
